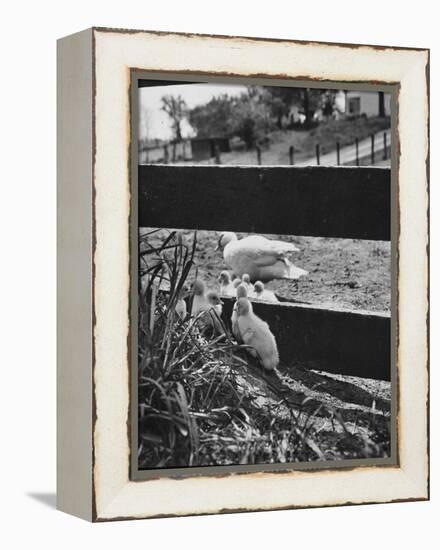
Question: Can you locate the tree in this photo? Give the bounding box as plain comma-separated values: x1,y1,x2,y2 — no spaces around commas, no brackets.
378,91,385,117
188,90,274,148
187,85,338,151
160,95,188,142
321,90,338,119
231,92,275,149
262,86,302,129
301,88,325,124
262,86,326,125
188,95,235,138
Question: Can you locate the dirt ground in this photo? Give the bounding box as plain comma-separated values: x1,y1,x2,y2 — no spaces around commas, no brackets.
240,361,391,460
142,228,391,312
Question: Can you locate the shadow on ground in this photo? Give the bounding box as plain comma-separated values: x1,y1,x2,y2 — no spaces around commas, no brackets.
27,492,57,509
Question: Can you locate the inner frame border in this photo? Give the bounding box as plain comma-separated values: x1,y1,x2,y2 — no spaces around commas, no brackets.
129,69,399,482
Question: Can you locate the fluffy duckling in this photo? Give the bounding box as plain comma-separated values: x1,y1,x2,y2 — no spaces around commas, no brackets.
175,283,190,320
241,273,255,293
191,279,208,317
190,280,224,333
236,297,279,371
232,277,241,289
206,290,223,317
253,281,279,303
218,270,236,297
216,232,307,283
202,290,224,334
231,283,248,342
236,283,248,300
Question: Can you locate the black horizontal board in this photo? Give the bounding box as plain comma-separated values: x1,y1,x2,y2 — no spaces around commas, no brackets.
220,299,391,381
138,165,390,240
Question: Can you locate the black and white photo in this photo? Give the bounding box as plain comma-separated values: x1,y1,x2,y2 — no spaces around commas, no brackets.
136,79,393,470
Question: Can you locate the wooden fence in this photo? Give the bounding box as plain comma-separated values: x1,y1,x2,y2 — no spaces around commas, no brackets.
140,131,390,167
138,164,392,381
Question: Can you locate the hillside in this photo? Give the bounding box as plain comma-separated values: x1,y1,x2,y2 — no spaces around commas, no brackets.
193,116,391,165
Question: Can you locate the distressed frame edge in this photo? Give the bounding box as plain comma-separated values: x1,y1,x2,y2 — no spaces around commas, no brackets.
56,27,94,521
92,25,430,53
89,29,429,522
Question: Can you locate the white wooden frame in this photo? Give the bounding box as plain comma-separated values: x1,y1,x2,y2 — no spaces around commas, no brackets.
57,27,429,522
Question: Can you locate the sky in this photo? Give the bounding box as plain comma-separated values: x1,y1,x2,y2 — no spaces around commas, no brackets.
139,83,246,141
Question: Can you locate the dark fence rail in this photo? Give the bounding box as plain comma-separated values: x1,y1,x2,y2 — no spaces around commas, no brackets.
221,299,390,381
139,165,390,240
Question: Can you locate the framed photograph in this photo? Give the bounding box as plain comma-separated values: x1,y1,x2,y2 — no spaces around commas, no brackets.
57,27,429,521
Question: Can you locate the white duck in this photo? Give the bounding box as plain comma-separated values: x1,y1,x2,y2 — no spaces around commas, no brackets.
216,232,307,283
253,281,279,303
218,270,236,297
236,297,279,371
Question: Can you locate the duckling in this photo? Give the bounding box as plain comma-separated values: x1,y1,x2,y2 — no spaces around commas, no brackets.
253,281,279,303
241,273,255,294
236,297,279,371
201,290,224,334
232,277,241,289
231,283,248,342
191,280,224,328
175,283,190,320
206,290,223,317
236,283,248,300
218,270,236,297
191,279,208,317
216,232,307,283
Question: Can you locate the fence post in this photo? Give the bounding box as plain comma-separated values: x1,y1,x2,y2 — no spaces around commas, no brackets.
315,144,320,166
355,138,359,166
182,141,186,160
289,145,294,165
336,141,340,165
256,145,262,165
163,145,169,164
371,134,375,165
214,144,221,164
383,132,387,161
172,142,177,163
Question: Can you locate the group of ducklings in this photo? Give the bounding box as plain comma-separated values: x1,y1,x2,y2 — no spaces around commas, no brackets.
218,271,279,303
175,273,279,371
165,231,307,371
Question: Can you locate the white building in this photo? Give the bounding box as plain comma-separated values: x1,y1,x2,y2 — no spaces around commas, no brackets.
345,91,391,117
